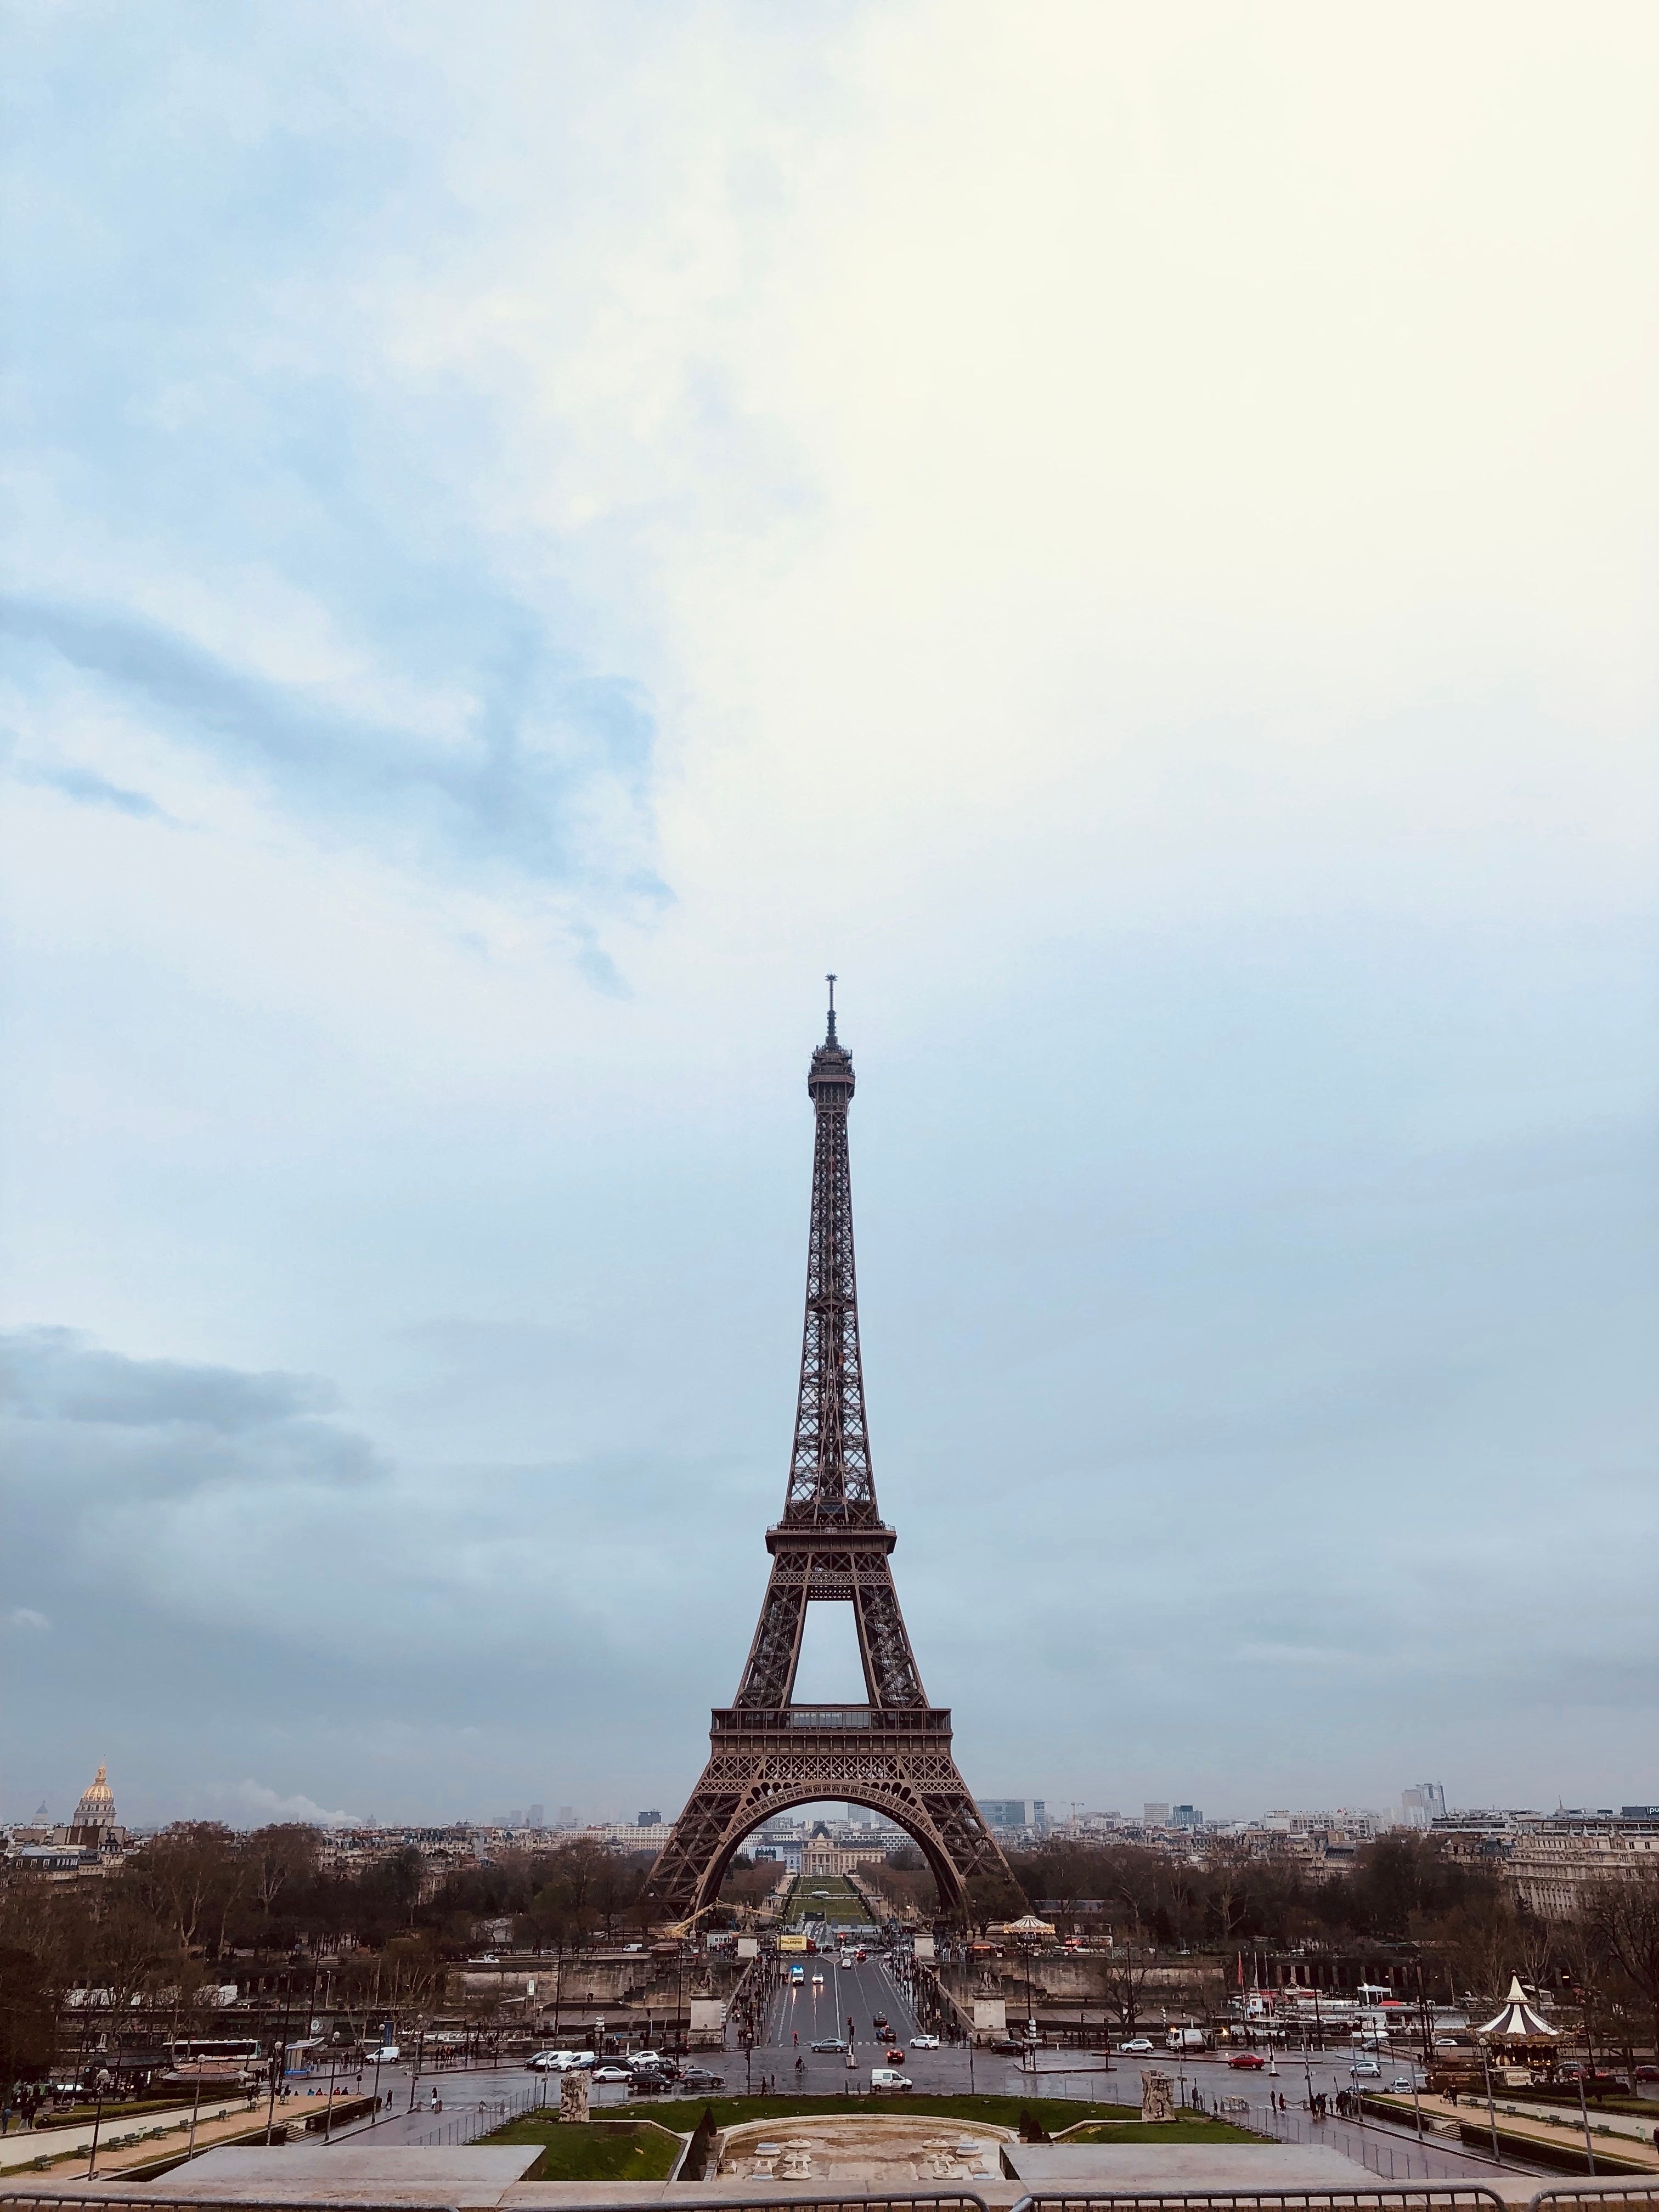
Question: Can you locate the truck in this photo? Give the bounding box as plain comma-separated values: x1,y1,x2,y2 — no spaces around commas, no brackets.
1166,2026,1207,2052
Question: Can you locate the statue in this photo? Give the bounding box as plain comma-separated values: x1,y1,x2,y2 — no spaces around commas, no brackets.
559,2069,590,2124
1141,2069,1176,2123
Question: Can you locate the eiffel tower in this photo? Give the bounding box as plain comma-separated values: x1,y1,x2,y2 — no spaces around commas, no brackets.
643,983,1017,1923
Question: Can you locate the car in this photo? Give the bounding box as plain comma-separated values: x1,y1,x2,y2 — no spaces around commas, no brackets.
884,2046,905,2064
810,2036,848,2053
1121,2038,1156,2055
1353,2061,1381,2079
1634,2065,1659,2083
911,2034,940,2050
1227,2053,1267,2070
678,2067,725,2091
626,2051,668,2069
811,1973,825,1985
629,2070,674,2095
528,2050,584,2071
990,2038,1026,2055
1391,2077,1414,2092
870,2067,912,2091
368,2045,402,2064
591,2063,634,2083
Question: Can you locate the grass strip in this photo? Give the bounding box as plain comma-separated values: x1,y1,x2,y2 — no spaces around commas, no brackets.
478,2119,684,2181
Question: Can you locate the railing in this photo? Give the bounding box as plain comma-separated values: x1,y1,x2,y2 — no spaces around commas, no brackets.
711,1707,953,1737
1248,2099,1492,2182
1006,2190,1510,2212
543,2197,990,2212
405,2081,543,2148
0,2200,460,2212
1525,2190,1659,2212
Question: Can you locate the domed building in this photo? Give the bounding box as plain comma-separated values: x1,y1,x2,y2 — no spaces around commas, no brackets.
65,1762,124,1848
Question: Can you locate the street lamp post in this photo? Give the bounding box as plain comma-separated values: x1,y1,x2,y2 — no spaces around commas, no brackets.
1479,2042,1502,2166
83,2085,105,2181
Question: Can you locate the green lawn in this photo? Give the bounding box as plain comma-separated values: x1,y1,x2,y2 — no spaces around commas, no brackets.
791,1874,871,1925
606,2093,1144,2132
1060,2119,1266,2145
480,2119,682,2181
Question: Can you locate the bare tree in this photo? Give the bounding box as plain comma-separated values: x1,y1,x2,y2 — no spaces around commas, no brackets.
125,1824,241,1955
1584,1867,1659,2063
1096,1939,1152,2041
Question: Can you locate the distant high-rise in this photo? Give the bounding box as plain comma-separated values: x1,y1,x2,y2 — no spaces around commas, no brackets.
557,1805,575,1827
1402,1782,1447,1828
1172,1804,1202,1829
978,1799,1030,1830
637,1808,663,1827
528,1803,545,1829
1143,1801,1170,1825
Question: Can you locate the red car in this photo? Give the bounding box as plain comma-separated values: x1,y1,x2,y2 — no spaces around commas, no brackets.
885,2046,905,2063
1228,2052,1267,2069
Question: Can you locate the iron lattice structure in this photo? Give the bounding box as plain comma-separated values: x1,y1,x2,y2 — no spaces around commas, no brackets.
644,987,1017,1921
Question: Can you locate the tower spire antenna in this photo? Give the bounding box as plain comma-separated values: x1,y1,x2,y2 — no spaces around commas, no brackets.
825,972,837,1044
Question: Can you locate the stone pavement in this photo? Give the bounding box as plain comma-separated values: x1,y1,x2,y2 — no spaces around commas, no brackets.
1403,2088,1659,2169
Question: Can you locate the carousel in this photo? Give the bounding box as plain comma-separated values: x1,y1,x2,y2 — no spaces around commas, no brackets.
1476,1975,1560,2081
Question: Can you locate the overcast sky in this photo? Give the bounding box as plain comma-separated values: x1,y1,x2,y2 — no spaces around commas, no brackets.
3,3,1656,1835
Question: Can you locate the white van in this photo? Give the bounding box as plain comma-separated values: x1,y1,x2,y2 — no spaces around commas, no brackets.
870,2067,912,2092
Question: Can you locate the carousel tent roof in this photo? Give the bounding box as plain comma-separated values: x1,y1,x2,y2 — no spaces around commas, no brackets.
1477,1976,1558,2041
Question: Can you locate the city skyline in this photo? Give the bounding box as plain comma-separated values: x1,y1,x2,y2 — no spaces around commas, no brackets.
3,4,1656,1828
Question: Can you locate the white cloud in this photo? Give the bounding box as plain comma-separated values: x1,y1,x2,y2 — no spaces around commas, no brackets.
1,3,1654,1824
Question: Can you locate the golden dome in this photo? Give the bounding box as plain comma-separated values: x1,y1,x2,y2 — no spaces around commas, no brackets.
74,1763,116,1826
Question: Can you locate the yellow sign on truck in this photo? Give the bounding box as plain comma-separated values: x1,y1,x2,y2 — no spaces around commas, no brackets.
777,1934,809,1953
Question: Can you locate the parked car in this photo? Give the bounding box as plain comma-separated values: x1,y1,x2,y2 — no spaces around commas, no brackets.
527,2050,587,2072
810,2036,848,2054
1634,2065,1659,2083
1121,2038,1157,2055
1228,2053,1267,2070
870,2068,913,2091
591,2063,634,2083
627,2051,668,2069
629,2070,674,2095
911,2034,940,2050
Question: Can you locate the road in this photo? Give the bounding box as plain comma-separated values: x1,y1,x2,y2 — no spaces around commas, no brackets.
279,1967,1641,2183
